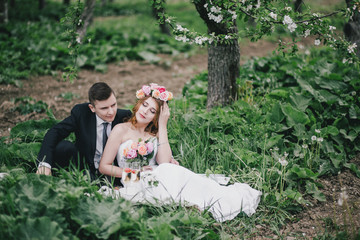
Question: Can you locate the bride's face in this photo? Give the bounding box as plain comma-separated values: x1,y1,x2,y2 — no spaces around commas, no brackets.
136,97,158,124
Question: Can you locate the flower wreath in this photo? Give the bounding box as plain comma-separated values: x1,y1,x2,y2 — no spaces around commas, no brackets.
136,83,173,102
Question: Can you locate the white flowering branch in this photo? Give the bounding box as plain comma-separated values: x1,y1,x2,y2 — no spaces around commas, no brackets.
150,0,360,64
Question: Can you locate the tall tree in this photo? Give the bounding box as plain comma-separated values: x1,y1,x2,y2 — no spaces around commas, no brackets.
64,0,70,5
344,0,360,57
39,0,45,9
0,0,8,23
151,0,171,36
152,0,358,109
77,0,95,43
194,0,239,108
294,0,303,13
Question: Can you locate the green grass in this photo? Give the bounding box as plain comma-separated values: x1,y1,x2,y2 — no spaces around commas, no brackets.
1,47,359,239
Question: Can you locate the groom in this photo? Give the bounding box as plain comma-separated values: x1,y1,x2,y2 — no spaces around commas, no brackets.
36,82,132,181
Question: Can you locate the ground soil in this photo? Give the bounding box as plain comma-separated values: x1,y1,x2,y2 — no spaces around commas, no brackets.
0,38,359,239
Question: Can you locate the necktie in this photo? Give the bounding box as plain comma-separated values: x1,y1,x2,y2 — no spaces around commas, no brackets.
102,122,109,151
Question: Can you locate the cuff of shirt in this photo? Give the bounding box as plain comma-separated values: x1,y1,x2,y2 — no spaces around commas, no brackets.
38,162,52,170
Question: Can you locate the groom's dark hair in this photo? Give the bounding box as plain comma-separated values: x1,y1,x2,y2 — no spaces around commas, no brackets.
88,82,115,105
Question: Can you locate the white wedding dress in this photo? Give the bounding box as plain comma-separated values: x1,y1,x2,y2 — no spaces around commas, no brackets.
99,139,262,222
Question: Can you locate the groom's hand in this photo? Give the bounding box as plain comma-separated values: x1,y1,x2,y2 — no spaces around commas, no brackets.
36,166,52,176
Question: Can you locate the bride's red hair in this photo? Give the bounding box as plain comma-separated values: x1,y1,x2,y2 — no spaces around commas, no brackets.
127,96,164,135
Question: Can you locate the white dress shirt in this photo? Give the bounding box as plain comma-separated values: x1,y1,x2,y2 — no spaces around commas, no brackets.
94,114,112,169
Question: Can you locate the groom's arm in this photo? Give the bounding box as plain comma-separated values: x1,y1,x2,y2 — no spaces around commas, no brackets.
36,104,83,174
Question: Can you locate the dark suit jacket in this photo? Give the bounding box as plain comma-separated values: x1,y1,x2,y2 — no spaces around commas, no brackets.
37,103,132,174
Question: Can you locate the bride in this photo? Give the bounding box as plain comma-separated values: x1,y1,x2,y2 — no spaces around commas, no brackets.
99,83,261,222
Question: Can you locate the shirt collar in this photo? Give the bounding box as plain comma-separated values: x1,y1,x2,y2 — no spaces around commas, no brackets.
95,114,111,127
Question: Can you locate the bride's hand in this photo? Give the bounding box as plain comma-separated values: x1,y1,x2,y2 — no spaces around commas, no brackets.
158,102,170,127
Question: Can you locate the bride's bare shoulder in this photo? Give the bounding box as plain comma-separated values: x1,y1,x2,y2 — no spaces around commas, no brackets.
112,122,131,133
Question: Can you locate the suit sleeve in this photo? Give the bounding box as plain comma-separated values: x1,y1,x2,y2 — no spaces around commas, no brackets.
37,104,82,166
116,109,132,124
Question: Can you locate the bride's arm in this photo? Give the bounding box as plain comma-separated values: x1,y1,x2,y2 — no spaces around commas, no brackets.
156,102,172,164
99,124,125,177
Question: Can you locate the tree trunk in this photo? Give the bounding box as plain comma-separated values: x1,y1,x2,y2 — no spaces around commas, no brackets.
151,0,171,36
194,0,240,108
76,0,96,43
63,0,70,5
207,40,240,108
294,0,303,13
344,0,360,57
39,0,45,9
0,0,8,24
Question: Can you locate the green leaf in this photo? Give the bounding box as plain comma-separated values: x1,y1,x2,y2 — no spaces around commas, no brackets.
296,77,316,96
317,89,338,104
95,64,108,72
329,152,345,169
267,102,285,123
289,165,318,180
16,216,68,240
305,181,326,202
282,188,310,205
137,51,161,63
281,103,310,127
76,54,88,67
7,142,41,163
267,88,290,100
344,163,360,178
315,77,348,92
293,124,306,138
265,134,283,150
339,129,357,142
349,105,359,119
10,119,58,142
318,161,336,176
71,197,138,239
324,126,339,136
289,92,312,111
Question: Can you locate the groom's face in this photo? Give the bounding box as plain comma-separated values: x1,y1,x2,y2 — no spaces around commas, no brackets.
89,93,117,122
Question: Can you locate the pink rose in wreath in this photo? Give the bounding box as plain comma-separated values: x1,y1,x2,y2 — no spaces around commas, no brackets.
142,85,151,95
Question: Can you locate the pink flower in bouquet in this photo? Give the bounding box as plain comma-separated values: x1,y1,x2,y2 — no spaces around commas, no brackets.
138,144,147,156
136,89,145,99
142,85,151,95
131,142,138,150
146,142,153,154
152,89,161,99
160,91,169,101
127,149,137,159
123,148,129,157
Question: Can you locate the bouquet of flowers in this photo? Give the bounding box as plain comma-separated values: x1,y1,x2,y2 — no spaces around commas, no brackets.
122,138,155,166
